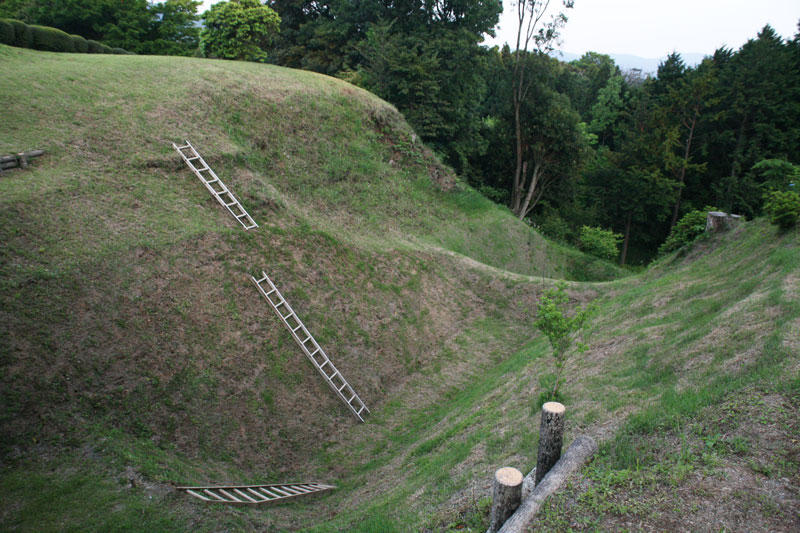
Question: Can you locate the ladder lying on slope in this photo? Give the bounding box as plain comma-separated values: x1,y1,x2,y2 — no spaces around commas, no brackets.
251,271,370,422
172,140,258,230
178,482,335,504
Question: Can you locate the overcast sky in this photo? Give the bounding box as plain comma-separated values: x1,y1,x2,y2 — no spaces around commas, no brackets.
487,0,799,58
200,0,800,59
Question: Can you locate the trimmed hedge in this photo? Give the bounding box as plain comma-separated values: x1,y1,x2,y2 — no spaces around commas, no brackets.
87,39,113,54
13,20,33,47
72,34,89,53
0,19,13,45
30,25,75,52
0,18,129,54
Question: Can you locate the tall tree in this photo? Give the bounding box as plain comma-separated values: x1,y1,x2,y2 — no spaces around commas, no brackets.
660,58,716,227
510,0,573,218
201,0,281,61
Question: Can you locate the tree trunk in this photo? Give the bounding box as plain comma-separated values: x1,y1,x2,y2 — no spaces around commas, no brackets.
534,402,565,485
498,436,598,533
670,112,698,229
487,467,523,533
512,96,524,215
517,161,542,220
620,212,632,266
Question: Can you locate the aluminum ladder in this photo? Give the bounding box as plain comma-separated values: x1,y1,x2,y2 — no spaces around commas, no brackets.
178,482,335,504
251,271,369,422
172,140,258,230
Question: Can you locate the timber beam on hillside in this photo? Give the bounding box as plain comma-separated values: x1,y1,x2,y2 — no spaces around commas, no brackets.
0,149,44,172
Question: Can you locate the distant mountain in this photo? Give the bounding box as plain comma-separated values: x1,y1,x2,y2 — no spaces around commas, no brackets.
551,51,708,75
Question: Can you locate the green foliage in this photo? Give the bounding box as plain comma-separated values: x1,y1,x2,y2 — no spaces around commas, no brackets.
0,0,197,55
0,18,13,44
8,18,32,47
201,0,281,61
658,207,715,255
140,0,201,56
749,158,800,193
588,74,625,144
71,34,88,53
86,39,104,53
0,18,127,53
534,282,593,398
536,209,571,243
763,190,800,230
29,24,75,52
579,225,622,260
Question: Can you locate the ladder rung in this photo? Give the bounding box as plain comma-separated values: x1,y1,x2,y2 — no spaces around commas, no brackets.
218,489,242,502
235,213,248,218
325,370,337,380
197,167,209,172
246,488,268,501
282,312,293,320
203,489,226,501
338,383,347,392
185,489,211,501
225,200,238,207
233,489,258,502
265,288,276,295
275,300,286,308
292,325,303,333
176,144,191,150
309,348,320,357
319,360,329,369
187,156,201,161
206,178,219,184
348,394,356,403
301,336,312,344
258,488,280,499
357,405,366,415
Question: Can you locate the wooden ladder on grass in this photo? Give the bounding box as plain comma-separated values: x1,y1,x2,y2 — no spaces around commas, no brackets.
172,140,258,230
251,271,370,422
178,482,335,504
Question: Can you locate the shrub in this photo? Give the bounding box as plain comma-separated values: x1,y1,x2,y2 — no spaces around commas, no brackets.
98,43,113,54
8,19,32,48
534,282,593,399
763,190,800,230
71,34,89,53
87,39,104,53
658,207,716,255
0,19,14,45
578,225,622,261
111,47,127,54
30,24,75,52
536,209,571,243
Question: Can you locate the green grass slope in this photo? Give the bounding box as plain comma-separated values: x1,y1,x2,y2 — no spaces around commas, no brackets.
1,45,797,532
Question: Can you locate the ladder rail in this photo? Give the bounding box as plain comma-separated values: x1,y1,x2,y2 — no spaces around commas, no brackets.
251,272,369,421
172,140,258,230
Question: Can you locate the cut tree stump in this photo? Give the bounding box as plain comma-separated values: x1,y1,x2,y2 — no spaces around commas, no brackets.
535,402,565,485
497,436,598,533
487,467,523,533
706,211,742,233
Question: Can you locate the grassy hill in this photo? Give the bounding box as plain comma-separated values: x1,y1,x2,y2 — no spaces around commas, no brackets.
1,45,797,532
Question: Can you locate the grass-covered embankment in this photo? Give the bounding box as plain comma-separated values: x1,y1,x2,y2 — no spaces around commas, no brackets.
1,44,797,532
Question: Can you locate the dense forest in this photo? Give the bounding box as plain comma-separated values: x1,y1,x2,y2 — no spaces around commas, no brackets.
2,0,798,263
